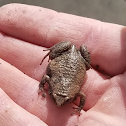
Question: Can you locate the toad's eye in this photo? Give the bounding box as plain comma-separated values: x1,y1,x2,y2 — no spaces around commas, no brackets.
64,96,69,102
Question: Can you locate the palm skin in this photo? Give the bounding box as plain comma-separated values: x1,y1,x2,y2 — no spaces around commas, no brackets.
0,3,126,126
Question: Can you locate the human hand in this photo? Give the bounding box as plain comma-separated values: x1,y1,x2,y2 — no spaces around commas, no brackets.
0,3,126,126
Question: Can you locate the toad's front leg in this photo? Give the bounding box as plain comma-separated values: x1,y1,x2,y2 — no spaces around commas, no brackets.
38,75,50,98
72,91,86,116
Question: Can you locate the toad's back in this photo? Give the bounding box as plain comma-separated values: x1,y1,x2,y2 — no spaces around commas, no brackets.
46,45,86,96
39,41,91,115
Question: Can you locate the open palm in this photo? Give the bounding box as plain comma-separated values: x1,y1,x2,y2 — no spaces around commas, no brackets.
0,3,126,126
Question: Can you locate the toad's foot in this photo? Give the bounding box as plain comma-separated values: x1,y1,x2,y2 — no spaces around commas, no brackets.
71,106,83,116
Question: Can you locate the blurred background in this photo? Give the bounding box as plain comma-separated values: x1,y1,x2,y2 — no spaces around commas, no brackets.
0,0,126,25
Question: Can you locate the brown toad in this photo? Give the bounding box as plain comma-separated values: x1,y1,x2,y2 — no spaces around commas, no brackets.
39,41,91,115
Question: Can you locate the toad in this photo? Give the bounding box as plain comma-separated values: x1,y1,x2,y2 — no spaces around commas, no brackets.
39,41,91,115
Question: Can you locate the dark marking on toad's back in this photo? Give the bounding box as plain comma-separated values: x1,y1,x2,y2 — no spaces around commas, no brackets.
39,41,91,116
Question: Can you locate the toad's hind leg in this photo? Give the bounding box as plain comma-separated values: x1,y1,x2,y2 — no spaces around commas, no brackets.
79,45,91,70
38,75,50,98
40,41,72,65
48,41,72,60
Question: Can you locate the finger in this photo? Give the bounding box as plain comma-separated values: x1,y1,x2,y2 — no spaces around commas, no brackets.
0,32,47,81
0,88,47,126
0,4,125,76
0,4,123,48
